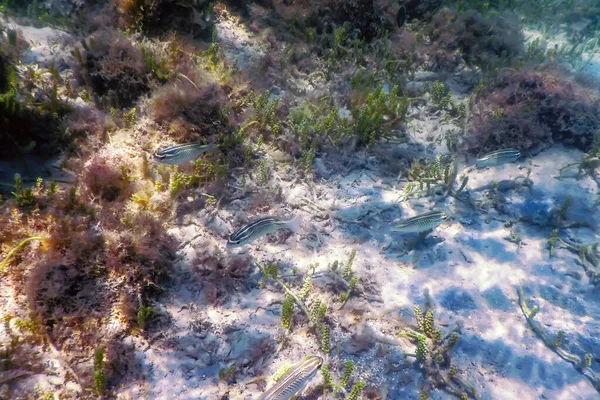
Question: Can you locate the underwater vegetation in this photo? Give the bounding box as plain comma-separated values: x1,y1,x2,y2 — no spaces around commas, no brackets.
0,156,178,392
466,66,600,155
71,28,155,108
398,297,478,399
115,0,215,37
519,286,600,391
2,0,600,398
425,7,524,71
0,22,68,159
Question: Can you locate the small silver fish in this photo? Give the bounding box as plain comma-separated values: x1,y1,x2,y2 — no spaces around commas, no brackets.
227,215,301,248
259,355,323,400
392,211,447,233
476,148,520,168
153,142,216,165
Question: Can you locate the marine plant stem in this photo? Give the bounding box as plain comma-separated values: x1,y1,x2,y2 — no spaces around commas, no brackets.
518,286,600,391
0,236,46,271
255,263,313,327
337,276,357,311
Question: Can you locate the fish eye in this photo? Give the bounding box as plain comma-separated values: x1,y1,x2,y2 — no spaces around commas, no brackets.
442,213,448,219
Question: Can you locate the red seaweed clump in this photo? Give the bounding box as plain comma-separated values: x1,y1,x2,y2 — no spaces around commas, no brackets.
150,77,228,143
0,146,177,392
71,28,151,108
115,0,215,38
425,8,524,71
465,66,600,155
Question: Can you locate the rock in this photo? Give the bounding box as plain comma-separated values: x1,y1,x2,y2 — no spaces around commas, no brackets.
48,374,64,386
337,107,351,119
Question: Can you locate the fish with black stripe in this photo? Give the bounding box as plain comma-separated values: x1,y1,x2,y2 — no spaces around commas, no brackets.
227,215,302,248
392,210,447,233
153,142,217,165
476,148,521,168
258,355,323,400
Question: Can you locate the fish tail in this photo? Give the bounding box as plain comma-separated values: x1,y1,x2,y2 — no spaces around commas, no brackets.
286,214,302,233
204,143,218,152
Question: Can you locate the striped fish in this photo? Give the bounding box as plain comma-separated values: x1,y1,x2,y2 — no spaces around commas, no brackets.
153,142,216,165
476,148,520,168
392,211,447,233
259,355,323,400
227,215,301,248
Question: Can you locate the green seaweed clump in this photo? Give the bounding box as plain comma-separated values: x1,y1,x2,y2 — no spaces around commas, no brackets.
93,347,106,394
398,298,479,399
350,83,409,146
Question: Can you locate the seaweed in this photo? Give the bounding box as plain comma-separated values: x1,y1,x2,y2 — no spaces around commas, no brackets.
518,286,600,392
398,297,480,399
115,0,215,38
465,66,600,155
0,30,68,159
71,29,151,108
425,7,524,71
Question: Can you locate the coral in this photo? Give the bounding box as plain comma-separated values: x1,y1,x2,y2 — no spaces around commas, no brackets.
465,67,600,155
